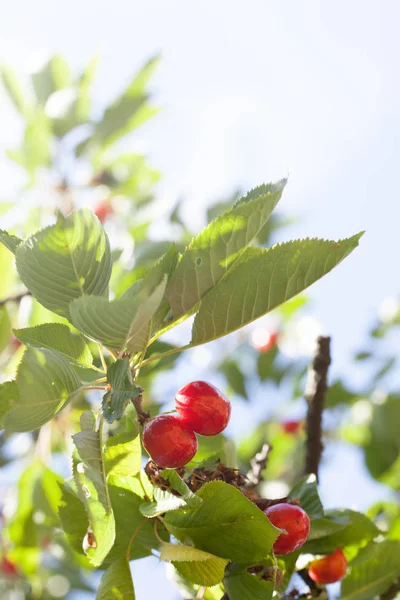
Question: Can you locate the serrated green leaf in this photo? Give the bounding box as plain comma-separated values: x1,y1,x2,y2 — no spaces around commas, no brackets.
1,64,31,116
160,543,228,586
305,509,379,554
290,474,323,519
0,380,19,425
14,323,93,367
73,427,115,566
140,469,202,518
341,540,400,600
105,431,141,477
168,181,286,318
15,209,112,318
58,483,90,556
192,234,363,346
3,347,81,432
102,358,140,423
224,571,273,600
0,229,23,254
97,557,135,600
164,481,280,563
0,305,11,352
71,277,166,352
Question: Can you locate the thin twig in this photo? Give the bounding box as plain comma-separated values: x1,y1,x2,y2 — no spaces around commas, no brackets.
245,443,272,488
304,336,331,482
380,580,400,600
0,290,31,307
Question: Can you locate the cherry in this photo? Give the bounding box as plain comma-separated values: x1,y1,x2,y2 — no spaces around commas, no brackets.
142,414,198,468
174,381,231,436
282,420,302,435
308,548,347,584
251,330,278,353
264,503,310,555
0,556,18,576
94,201,112,223
9,337,22,352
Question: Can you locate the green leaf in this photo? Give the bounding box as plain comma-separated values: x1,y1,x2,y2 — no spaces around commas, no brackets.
7,109,52,177
105,431,141,477
164,481,280,563
15,209,112,318
289,474,323,519
3,347,81,432
305,509,379,554
341,540,400,600
0,229,23,254
102,358,140,423
58,483,90,556
0,306,11,352
160,542,228,586
140,469,202,518
364,395,400,480
97,557,135,600
1,64,31,116
73,427,115,566
192,234,363,346
71,277,166,352
167,181,286,318
31,54,71,104
224,571,273,600
0,380,19,425
14,323,93,367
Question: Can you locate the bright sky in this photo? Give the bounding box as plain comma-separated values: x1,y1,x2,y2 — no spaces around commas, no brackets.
0,2,399,598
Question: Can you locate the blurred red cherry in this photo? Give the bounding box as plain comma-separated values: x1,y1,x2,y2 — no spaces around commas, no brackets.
0,556,18,576
251,330,278,353
282,420,302,435
308,548,347,584
9,337,21,353
94,201,112,223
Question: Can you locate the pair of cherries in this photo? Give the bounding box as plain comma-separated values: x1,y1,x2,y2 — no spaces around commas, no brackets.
142,381,231,468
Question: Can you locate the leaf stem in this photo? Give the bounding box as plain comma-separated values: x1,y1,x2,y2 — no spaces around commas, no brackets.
140,344,190,367
98,345,107,372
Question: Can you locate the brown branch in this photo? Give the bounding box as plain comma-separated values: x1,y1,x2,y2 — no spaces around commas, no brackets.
245,443,272,488
0,290,31,307
304,336,331,482
380,581,400,600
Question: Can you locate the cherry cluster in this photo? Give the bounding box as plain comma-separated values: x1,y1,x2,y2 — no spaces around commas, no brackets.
142,381,231,468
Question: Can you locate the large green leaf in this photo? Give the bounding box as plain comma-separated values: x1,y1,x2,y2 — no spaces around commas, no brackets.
73,427,115,566
0,305,11,352
2,347,81,432
341,540,400,600
58,483,90,557
160,542,228,586
97,557,135,600
7,109,52,177
192,234,363,345
164,481,280,563
289,474,323,519
224,571,273,600
14,323,93,367
140,469,202,518
105,431,141,477
1,64,31,116
0,380,19,424
0,229,22,254
71,277,166,352
102,358,140,423
305,509,379,554
15,209,112,318
167,181,286,318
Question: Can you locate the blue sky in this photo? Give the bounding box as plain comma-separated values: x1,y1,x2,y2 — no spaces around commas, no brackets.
0,2,399,598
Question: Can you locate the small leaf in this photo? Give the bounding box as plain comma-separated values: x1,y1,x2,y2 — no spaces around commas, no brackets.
219,359,247,399
0,306,11,353
3,348,81,432
102,358,140,423
0,229,23,254
105,432,141,477
341,540,400,600
140,469,202,518
224,571,273,600
168,181,286,318
96,557,135,600
160,542,228,586
164,481,280,563
14,323,93,367
31,54,71,105
73,427,115,566
1,64,31,116
16,209,112,318
289,474,324,519
192,234,363,346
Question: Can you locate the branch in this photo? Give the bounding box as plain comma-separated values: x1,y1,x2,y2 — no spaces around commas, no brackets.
0,290,31,307
304,336,331,482
380,581,400,600
245,443,272,488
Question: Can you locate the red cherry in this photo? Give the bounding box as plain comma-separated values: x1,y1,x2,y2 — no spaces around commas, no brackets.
252,330,278,353
175,381,231,436
282,420,302,435
9,337,22,352
308,548,347,584
142,415,198,468
0,556,18,576
94,202,112,223
264,503,310,556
